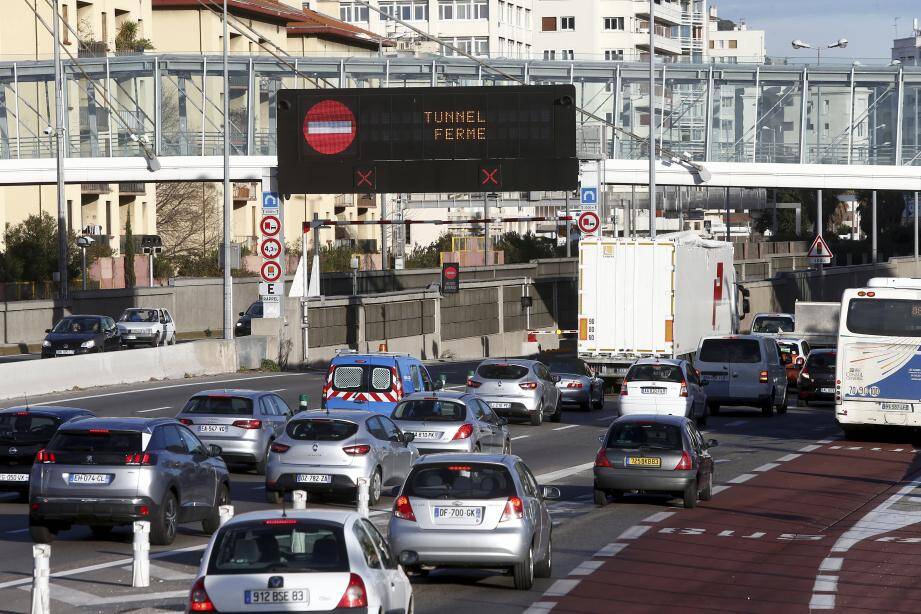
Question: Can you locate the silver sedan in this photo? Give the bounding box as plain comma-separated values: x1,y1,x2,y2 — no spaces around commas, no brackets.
265,409,418,506
388,453,559,590
545,356,605,411
390,392,511,455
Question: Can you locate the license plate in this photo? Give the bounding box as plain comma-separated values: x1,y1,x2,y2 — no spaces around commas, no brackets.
490,402,511,409
820,387,835,394
433,506,484,524
704,374,727,382
626,457,661,467
68,473,111,484
0,473,29,482
125,335,137,340
296,474,332,484
882,403,912,412
244,589,308,605
55,350,75,356
411,431,440,440
641,387,666,395
198,425,227,433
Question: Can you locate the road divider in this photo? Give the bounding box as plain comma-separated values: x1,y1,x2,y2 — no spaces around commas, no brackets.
132,521,150,589
31,544,50,614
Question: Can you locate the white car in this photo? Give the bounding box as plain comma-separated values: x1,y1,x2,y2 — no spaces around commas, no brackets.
619,358,709,426
189,509,413,613
117,307,177,347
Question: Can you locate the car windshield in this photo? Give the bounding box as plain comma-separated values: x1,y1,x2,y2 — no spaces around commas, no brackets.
476,364,529,380
182,396,254,416
806,352,837,369
607,422,684,450
777,342,799,356
626,364,684,383
546,360,589,375
286,419,358,441
403,463,517,500
120,309,158,323
208,521,349,574
52,317,101,334
0,413,59,443
245,303,263,317
751,316,794,334
698,339,762,364
392,400,466,422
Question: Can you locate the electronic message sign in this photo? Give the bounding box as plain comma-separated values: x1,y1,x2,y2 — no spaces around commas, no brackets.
277,85,578,194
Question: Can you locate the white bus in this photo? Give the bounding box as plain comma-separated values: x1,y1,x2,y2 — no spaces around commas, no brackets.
836,278,921,437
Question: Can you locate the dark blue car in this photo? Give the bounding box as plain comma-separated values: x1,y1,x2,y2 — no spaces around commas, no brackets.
41,315,122,358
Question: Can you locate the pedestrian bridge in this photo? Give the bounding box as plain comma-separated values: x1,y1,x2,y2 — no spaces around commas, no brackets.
0,54,918,190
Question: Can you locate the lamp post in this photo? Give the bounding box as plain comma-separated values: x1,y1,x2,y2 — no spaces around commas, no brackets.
222,0,233,340
791,38,848,66
76,236,93,291
648,0,657,239
761,126,776,163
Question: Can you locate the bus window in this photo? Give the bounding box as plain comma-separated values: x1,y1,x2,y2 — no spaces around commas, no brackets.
845,299,921,337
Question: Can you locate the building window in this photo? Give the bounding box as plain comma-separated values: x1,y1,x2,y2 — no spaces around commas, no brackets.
708,40,714,49
438,0,488,20
543,49,556,60
339,2,369,22
62,4,70,44
604,49,624,61
516,6,523,26
561,49,574,60
382,1,429,21
101,12,108,44
561,16,575,30
729,40,738,49
442,36,489,57
497,0,504,23
526,9,531,30
603,16,624,31
541,16,557,31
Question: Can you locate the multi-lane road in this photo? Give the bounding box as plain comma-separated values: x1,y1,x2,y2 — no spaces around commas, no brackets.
0,362,919,613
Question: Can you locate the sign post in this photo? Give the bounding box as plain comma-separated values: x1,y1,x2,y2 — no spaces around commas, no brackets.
441,262,460,294
260,191,284,318
807,235,833,266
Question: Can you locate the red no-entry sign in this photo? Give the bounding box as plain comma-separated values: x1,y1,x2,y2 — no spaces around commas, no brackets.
303,100,357,155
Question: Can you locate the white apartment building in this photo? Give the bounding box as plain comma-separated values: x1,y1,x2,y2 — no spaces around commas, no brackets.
706,5,765,64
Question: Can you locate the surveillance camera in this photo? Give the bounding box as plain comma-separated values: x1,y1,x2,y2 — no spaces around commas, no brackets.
42,126,53,136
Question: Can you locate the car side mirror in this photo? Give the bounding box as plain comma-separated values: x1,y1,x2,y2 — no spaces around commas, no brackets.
208,444,223,457
597,433,606,443
552,375,562,383
541,486,561,500
45,329,51,333
707,439,719,448
402,432,416,443
398,550,419,567
433,379,444,390
498,417,508,426
238,312,245,317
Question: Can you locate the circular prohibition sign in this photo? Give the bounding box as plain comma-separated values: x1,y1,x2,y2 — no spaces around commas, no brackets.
260,215,281,237
303,99,357,155
260,238,282,260
578,211,601,234
261,260,283,283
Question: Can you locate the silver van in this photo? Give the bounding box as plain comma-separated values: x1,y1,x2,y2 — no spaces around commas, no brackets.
695,335,788,417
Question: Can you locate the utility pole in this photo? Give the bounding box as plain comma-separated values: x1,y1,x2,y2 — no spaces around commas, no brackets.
564,190,571,257
222,0,233,339
817,189,823,271
724,187,730,242
52,0,68,300
648,0,657,239
380,194,388,270
915,192,919,271
872,190,878,264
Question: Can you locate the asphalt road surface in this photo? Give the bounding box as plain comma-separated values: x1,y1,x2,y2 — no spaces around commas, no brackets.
0,364,918,613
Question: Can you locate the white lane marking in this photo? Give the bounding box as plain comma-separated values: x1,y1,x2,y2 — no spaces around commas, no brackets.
17,583,188,607
809,594,836,610
726,420,748,427
511,435,530,441
817,439,834,444
846,446,862,451
543,579,580,597
523,603,557,614
553,425,579,431
819,557,844,572
569,560,605,576
617,525,650,540
728,473,756,484
594,543,628,557
893,448,906,452
642,511,676,524
829,446,842,450
269,388,287,392
799,444,821,452
119,563,195,582
778,453,802,462
714,459,732,463
753,463,779,472
535,462,595,484
830,477,921,553
872,448,882,451
5,528,28,534
136,406,171,413
812,575,838,593
711,485,731,495
30,373,305,405
743,532,766,540
717,530,734,537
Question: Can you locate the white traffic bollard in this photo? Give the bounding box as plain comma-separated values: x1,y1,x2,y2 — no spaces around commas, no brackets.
132,521,150,588
292,490,307,511
219,504,235,526
30,544,50,614
357,478,370,519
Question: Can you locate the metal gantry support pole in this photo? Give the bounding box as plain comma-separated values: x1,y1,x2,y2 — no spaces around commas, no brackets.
872,190,878,264
648,0,657,240
564,190,571,257
52,0,68,300
724,187,730,242
915,192,919,272
380,194,388,270
222,0,234,340
817,189,823,272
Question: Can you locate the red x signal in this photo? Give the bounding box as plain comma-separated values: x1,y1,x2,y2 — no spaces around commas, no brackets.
356,169,374,189
480,166,500,186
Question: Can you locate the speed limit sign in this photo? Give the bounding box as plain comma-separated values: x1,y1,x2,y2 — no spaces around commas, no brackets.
260,238,282,259
577,211,600,235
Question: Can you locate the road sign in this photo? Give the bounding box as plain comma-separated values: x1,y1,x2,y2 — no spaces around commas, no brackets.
580,187,598,206
261,260,282,283
260,238,282,259
259,282,283,297
260,215,281,237
262,191,280,212
578,211,600,235
807,235,833,264
441,262,460,294
278,85,578,194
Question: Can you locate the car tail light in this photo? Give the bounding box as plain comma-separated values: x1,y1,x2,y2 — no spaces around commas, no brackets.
566,382,584,389
680,381,689,397
232,419,262,429
519,382,538,390
620,382,629,396
16,411,29,416
36,449,56,464
124,452,156,465
393,495,416,521
595,448,611,468
800,368,811,380
270,442,290,453
391,367,403,400
265,518,298,525
674,451,692,471
343,444,371,456
88,428,110,435
337,573,368,608
500,496,524,522
178,418,193,426
759,370,769,383
452,423,474,440
189,577,215,612
466,378,481,388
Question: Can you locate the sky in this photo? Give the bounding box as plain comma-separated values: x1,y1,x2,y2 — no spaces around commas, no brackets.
711,0,919,63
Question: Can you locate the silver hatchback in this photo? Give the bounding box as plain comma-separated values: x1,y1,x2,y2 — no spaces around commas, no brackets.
390,392,511,455
388,454,559,590
466,359,562,426
265,409,418,506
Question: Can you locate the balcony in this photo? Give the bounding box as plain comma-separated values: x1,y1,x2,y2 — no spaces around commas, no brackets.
334,194,377,208
118,182,145,195
232,182,258,201
636,1,683,26
82,183,111,194
635,24,683,55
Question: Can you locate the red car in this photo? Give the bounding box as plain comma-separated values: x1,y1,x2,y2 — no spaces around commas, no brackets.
778,339,811,387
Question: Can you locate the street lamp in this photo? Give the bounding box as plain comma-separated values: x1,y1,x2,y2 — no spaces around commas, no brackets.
791,38,848,65
75,235,94,291
761,126,777,163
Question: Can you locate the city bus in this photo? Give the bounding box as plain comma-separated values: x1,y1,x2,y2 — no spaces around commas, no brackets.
836,278,921,437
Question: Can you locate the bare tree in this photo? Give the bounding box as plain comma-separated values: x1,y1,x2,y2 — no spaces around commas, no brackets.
156,181,222,261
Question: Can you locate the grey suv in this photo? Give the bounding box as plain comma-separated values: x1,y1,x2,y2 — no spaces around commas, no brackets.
695,335,788,417
29,417,231,545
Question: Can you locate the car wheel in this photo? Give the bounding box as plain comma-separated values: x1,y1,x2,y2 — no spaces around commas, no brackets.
255,443,270,476
368,468,382,506
777,388,788,414
89,525,113,538
170,333,177,345
202,484,231,535
407,597,415,614
699,472,713,502
266,489,283,505
150,492,178,546
761,395,775,417
530,404,543,426
29,521,55,544
503,439,512,454
682,480,698,509
592,396,604,410
513,546,534,590
549,402,562,423
534,535,552,578
708,403,720,416
593,488,608,507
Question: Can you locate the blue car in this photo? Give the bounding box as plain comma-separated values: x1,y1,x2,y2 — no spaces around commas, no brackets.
321,351,440,413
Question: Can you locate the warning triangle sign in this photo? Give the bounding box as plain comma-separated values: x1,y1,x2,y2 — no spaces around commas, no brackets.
807,235,834,261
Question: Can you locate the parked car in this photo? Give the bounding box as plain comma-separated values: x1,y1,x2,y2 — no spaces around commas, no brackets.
236,301,263,336
265,409,418,506
390,391,511,455
29,417,230,545
695,335,789,417
322,350,439,414
0,406,94,500
189,509,412,614
544,356,605,411
466,359,562,426
619,359,708,427
798,349,838,405
176,390,293,475
388,453,559,590
778,338,812,386
593,414,717,509
117,307,177,347
750,312,795,335
41,315,122,357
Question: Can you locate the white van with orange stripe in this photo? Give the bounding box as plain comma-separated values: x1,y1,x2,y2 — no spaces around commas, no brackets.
321,351,439,414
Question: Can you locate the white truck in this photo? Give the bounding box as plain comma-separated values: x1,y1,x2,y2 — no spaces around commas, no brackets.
577,233,749,382
778,301,840,348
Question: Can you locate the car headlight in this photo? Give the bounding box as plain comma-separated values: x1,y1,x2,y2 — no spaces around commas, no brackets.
80,339,95,348
236,322,242,327
800,372,810,380
42,340,51,347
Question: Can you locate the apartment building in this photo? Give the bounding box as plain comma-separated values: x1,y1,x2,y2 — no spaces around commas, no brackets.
892,19,921,66
707,5,765,64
